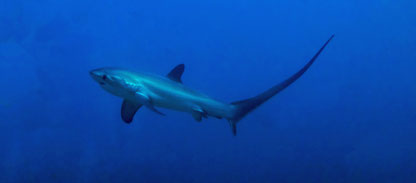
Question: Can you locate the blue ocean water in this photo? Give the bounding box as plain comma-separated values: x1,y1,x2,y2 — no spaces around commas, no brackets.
1,0,415,182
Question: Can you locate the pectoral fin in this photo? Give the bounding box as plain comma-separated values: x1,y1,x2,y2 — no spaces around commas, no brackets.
121,100,142,123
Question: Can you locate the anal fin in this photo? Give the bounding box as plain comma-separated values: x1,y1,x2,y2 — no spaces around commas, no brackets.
229,120,237,136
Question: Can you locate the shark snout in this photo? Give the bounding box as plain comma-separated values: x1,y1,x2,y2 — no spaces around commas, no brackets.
89,69,106,85
89,69,99,80
89,69,100,77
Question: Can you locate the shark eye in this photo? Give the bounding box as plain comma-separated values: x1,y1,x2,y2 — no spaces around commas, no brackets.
102,75,107,80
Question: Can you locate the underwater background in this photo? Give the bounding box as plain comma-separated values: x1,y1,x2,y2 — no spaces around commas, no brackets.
1,0,415,182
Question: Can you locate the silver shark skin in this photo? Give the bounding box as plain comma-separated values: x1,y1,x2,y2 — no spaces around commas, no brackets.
90,35,334,135
90,68,235,119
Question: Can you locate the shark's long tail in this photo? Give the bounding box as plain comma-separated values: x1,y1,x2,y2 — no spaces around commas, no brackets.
228,35,334,136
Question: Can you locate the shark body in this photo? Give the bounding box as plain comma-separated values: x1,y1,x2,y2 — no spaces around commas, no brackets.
90,35,334,135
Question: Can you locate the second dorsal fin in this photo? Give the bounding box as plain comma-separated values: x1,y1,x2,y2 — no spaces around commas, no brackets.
167,64,185,83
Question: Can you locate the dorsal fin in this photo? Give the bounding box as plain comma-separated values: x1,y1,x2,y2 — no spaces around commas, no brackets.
167,64,185,83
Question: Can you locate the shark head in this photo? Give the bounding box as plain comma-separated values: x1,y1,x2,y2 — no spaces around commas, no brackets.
90,68,139,98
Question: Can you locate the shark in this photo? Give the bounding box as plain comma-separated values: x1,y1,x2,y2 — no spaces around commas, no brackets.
90,35,334,135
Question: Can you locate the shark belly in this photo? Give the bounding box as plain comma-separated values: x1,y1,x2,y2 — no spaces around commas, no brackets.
141,79,235,119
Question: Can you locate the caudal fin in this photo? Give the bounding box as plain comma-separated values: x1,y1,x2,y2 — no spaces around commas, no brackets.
228,35,334,136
